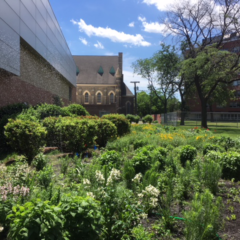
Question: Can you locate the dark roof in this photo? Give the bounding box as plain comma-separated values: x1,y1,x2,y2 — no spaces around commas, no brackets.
73,55,119,84
121,82,134,96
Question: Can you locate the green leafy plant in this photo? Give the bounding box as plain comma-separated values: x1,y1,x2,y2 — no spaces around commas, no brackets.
184,189,223,240
142,115,153,124
203,143,223,155
179,145,197,166
4,119,47,163
102,114,131,136
63,104,89,116
37,166,54,188
220,151,240,181
93,119,117,147
32,153,49,171
98,150,121,170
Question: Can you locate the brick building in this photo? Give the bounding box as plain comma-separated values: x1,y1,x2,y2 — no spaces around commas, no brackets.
187,32,240,120
73,53,134,116
0,0,76,108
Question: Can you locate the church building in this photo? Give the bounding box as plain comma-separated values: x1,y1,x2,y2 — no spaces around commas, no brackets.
73,53,134,116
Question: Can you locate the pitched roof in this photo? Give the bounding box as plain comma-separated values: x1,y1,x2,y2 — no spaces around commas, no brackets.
121,82,134,96
73,55,119,84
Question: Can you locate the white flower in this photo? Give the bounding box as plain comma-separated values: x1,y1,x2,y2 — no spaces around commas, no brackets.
142,185,160,197
150,197,158,207
0,226,4,232
132,173,142,184
138,193,144,198
83,179,91,185
106,168,121,186
95,170,105,183
87,192,95,198
139,213,148,219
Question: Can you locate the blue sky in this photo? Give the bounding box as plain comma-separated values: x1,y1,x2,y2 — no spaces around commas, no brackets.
49,0,175,93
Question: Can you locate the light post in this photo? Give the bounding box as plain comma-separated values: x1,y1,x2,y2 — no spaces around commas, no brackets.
130,81,140,115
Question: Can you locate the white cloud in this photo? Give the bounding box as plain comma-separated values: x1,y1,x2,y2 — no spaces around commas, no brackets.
128,22,135,27
79,37,88,45
138,16,173,36
142,0,199,11
94,41,104,49
71,19,151,47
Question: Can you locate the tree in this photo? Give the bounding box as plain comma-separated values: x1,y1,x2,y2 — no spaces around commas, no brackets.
132,44,180,118
163,0,240,128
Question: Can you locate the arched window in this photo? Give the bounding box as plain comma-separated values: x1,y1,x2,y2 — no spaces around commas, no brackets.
97,92,102,103
110,93,114,103
84,92,89,103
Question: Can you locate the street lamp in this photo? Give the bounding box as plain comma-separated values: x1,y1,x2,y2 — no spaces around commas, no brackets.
130,81,140,115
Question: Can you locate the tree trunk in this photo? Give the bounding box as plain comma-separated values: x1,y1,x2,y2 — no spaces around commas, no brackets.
201,102,208,128
209,105,214,122
164,101,167,124
180,100,186,125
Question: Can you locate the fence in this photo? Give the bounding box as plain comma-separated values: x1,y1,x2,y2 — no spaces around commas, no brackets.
160,111,240,128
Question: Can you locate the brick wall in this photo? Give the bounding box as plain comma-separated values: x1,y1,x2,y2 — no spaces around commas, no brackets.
0,40,76,107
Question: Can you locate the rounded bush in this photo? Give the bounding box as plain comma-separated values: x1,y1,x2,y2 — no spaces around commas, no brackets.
126,114,136,123
4,119,47,163
63,104,89,116
180,145,197,166
98,150,121,169
102,114,131,136
93,119,117,147
142,115,153,124
203,143,223,155
220,151,240,181
56,117,97,153
35,104,70,119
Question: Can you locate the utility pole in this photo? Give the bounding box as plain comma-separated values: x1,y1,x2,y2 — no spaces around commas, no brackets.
130,81,140,115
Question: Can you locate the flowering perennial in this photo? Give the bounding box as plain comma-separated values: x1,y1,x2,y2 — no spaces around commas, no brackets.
95,170,105,184
0,183,30,201
106,168,121,186
132,173,142,184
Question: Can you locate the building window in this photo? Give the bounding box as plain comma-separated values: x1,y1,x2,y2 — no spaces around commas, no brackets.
97,92,102,103
85,92,89,103
233,80,240,86
110,93,114,103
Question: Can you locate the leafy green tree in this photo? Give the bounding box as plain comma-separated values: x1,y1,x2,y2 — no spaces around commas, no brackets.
133,44,180,118
163,0,240,127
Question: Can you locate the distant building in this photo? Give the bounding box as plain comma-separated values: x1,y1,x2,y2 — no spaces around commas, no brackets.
73,53,134,116
0,0,76,108
186,32,240,120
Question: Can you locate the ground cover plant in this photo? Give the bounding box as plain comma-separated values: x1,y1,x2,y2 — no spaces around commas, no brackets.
1,118,240,239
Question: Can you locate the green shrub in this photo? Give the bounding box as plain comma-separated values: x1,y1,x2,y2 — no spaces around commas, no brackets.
32,153,49,171
134,115,140,123
180,145,197,166
142,115,153,124
42,117,60,147
203,143,223,155
0,103,29,119
61,195,102,240
201,158,222,195
131,147,152,174
35,104,70,119
184,189,223,240
123,160,136,189
102,114,131,136
56,117,96,153
98,150,121,170
126,114,136,123
37,166,54,188
213,136,235,151
93,119,117,147
133,139,148,150
220,151,240,181
4,119,47,163
8,200,64,240
63,104,89,116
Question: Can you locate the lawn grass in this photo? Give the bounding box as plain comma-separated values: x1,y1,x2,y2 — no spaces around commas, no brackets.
174,121,240,138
